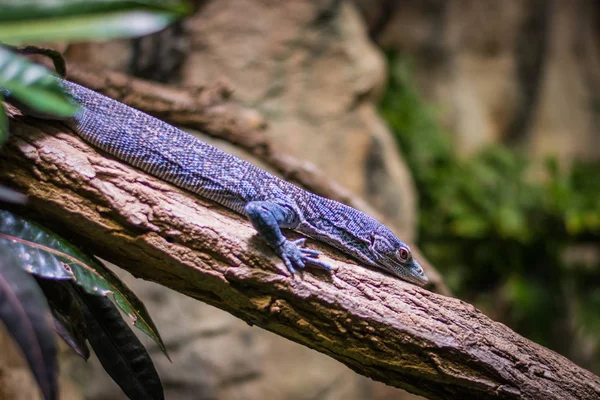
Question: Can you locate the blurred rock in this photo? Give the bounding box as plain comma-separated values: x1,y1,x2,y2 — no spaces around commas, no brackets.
0,324,82,400
355,0,600,164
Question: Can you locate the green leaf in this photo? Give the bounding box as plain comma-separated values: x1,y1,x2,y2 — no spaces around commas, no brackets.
0,47,78,117
37,279,90,360
76,287,164,400
0,0,191,21
0,251,58,400
87,260,171,360
0,210,74,280
65,255,169,358
0,209,168,357
0,11,181,44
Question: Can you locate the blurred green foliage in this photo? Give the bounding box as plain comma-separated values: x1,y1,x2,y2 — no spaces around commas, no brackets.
0,0,190,44
380,55,600,372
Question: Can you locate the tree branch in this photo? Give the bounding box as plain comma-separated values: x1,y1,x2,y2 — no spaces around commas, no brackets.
0,113,598,400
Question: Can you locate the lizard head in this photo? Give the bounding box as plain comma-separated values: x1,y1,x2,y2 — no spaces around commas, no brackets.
369,226,428,286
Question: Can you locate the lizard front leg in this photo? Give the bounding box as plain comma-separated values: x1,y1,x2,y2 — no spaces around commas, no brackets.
244,201,332,274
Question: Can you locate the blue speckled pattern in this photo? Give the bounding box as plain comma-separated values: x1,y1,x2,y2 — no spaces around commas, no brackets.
59,80,427,285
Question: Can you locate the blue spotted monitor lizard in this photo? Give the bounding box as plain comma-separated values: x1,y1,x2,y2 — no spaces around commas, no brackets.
9,79,428,286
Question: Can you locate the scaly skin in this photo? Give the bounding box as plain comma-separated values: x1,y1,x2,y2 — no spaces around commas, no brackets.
17,80,429,286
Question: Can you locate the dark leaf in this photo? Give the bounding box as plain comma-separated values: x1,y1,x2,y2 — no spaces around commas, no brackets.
76,288,164,400
0,209,74,280
37,279,90,359
53,311,90,359
0,209,168,357
0,252,58,400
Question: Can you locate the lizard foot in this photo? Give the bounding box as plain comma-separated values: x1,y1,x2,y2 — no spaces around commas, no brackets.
275,238,332,274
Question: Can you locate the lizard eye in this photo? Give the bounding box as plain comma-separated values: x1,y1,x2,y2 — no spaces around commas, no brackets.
397,246,410,263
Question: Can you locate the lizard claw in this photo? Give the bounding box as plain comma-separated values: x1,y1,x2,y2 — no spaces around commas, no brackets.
275,238,332,274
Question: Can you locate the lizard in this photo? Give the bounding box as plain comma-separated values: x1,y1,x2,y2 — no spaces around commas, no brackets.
5,79,429,286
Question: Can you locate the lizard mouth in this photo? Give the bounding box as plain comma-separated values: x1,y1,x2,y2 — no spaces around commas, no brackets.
405,270,429,286
409,259,428,286
404,259,428,286
383,258,428,286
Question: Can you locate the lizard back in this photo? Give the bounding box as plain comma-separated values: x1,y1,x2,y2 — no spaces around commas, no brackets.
59,80,429,286
63,80,298,215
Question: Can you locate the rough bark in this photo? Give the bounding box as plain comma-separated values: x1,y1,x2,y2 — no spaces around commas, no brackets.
1,115,599,400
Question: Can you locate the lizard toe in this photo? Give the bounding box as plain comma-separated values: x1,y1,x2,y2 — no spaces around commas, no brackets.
281,256,296,274
277,239,307,274
292,238,306,247
294,258,306,270
276,238,331,274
